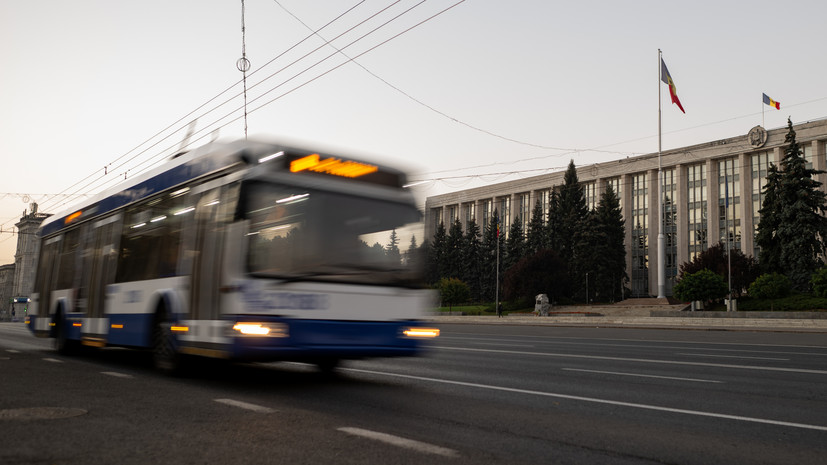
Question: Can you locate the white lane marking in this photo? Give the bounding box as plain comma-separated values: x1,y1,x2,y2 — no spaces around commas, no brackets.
42,358,63,363
442,336,827,357
443,333,827,351
562,368,722,383
337,427,458,458
343,368,827,432
433,346,827,375
676,353,789,361
214,398,274,413
101,371,133,379
471,342,535,348
6,349,21,353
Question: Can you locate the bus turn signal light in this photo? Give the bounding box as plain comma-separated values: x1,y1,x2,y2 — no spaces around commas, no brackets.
403,328,440,338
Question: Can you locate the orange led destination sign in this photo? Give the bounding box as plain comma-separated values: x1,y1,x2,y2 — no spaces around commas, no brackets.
289,153,378,178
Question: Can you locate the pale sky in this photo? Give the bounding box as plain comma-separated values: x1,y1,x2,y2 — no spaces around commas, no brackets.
2,0,827,264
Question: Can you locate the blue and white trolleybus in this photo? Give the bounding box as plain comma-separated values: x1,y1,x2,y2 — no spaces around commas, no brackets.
27,139,438,372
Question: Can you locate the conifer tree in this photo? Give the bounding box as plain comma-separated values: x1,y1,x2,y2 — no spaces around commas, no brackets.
592,185,627,302
526,200,547,255
558,160,588,265
504,215,525,272
756,118,827,290
425,222,446,284
386,228,401,265
463,219,484,301
444,219,465,279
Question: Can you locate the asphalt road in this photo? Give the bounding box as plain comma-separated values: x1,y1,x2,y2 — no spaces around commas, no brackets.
2,322,826,464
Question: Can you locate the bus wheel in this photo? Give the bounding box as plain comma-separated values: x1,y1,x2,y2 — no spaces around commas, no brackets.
152,313,180,374
315,358,340,375
54,311,78,355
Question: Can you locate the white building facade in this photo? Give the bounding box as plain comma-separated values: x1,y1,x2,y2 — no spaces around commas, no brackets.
424,119,827,297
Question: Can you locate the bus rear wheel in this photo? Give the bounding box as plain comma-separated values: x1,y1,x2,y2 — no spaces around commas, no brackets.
152,314,180,374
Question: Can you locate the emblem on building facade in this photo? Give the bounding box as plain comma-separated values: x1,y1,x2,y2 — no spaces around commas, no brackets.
748,125,768,148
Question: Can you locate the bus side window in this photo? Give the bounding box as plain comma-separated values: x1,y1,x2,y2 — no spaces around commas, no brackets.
55,228,80,290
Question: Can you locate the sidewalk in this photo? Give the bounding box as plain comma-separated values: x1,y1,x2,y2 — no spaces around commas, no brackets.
429,300,827,333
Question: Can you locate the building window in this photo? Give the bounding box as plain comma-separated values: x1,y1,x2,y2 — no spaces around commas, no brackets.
481,200,492,233
803,143,813,170
498,197,511,237
519,193,531,233
631,173,648,297
463,202,476,228
583,181,597,211
719,158,741,251
431,207,443,235
448,205,458,226
686,163,707,261
751,151,771,259
536,190,550,224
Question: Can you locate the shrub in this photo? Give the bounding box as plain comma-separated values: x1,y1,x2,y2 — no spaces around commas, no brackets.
673,269,728,304
437,278,470,311
811,268,827,298
748,273,792,299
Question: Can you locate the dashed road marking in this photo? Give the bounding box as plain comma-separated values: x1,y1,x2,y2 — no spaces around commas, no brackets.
338,427,458,458
562,368,723,383
214,398,274,413
101,371,133,379
42,358,63,363
6,350,21,354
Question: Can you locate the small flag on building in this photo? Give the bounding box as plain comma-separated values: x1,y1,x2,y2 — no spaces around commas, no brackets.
661,58,685,113
763,93,780,110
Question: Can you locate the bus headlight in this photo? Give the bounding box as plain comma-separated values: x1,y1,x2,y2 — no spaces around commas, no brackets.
232,322,289,337
402,327,440,338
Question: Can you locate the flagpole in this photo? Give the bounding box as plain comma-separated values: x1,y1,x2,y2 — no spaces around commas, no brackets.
657,49,666,299
725,172,732,311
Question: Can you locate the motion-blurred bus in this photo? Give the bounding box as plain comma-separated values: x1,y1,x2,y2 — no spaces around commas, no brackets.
27,139,438,372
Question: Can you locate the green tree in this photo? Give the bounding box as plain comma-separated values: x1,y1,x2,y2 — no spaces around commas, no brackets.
504,215,525,272
748,273,792,299
405,235,421,271
673,269,728,306
463,219,484,301
438,277,470,311
443,219,465,280
558,160,588,266
425,222,446,284
385,228,401,265
525,200,547,255
678,242,759,298
503,249,570,305
756,118,827,291
546,189,562,253
480,209,504,301
590,184,627,302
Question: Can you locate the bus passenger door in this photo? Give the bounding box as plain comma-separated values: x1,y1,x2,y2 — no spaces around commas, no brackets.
86,216,121,321
189,187,226,321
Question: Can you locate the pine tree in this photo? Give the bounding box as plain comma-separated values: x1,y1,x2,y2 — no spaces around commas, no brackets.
425,222,446,284
546,189,562,253
444,219,465,279
756,118,827,291
405,235,420,270
386,228,401,265
480,209,503,301
504,215,525,272
463,219,484,301
592,185,627,302
558,160,588,265
526,200,547,255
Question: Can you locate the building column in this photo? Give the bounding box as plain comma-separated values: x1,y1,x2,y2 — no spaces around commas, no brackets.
739,152,754,256
622,173,634,296
675,164,689,271
707,159,720,250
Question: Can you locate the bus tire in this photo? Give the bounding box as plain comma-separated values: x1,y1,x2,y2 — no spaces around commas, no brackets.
54,309,78,355
152,309,181,374
315,358,340,375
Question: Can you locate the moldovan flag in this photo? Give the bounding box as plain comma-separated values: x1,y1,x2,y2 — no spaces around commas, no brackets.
763,93,780,110
660,58,685,113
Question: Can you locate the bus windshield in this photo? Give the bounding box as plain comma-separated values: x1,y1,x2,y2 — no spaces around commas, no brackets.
241,182,422,283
